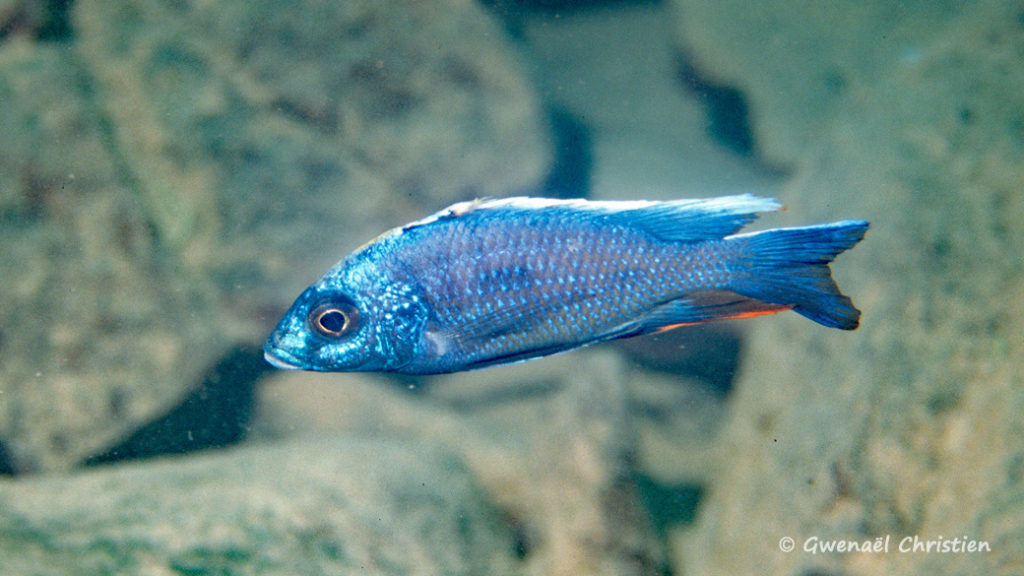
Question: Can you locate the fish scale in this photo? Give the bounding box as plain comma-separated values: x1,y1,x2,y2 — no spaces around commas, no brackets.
396,210,719,369
264,195,868,374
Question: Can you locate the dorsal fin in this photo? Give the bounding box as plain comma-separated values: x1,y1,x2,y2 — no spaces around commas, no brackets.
597,194,781,242
404,194,781,243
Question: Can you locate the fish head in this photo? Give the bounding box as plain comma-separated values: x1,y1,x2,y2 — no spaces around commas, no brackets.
263,253,429,372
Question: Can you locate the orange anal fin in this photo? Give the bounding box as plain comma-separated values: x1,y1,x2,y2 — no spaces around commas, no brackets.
650,303,794,334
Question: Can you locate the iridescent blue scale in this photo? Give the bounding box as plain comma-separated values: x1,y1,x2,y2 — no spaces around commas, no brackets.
264,195,868,374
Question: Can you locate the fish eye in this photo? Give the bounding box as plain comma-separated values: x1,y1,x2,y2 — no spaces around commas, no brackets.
308,301,360,339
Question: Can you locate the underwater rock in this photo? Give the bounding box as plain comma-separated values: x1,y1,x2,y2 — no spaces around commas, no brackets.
257,349,668,576
0,1,46,38
672,3,1024,575
671,0,968,166
0,0,550,472
74,0,550,284
510,351,666,576
0,40,227,473
522,3,772,201
0,437,520,575
628,368,723,486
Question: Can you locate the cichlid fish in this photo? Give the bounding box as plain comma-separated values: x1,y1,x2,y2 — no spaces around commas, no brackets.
264,195,868,374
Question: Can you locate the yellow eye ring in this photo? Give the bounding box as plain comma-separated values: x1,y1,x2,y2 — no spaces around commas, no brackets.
309,302,359,338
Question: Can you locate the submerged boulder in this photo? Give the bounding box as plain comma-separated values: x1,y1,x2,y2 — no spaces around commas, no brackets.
0,0,550,472
0,437,521,575
671,2,1024,575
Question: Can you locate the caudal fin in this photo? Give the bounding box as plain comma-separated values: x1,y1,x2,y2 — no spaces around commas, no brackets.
729,220,869,329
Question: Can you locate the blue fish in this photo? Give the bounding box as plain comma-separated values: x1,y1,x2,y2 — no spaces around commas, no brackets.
264,195,868,374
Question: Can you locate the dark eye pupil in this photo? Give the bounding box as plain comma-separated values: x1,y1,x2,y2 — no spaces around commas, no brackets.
318,310,347,333
309,301,359,338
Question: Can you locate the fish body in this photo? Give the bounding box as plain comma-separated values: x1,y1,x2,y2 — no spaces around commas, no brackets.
264,195,868,374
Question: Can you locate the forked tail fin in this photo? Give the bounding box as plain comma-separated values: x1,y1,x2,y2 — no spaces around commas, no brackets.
729,220,869,329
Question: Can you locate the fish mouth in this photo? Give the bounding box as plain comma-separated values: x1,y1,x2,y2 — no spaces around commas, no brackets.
263,347,303,370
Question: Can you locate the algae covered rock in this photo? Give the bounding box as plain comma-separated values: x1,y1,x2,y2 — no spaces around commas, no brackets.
0,0,550,472
0,437,521,575
671,0,968,166
257,349,669,576
73,0,550,276
0,40,226,473
672,2,1024,575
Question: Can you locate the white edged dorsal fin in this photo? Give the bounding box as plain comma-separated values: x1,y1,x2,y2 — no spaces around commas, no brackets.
401,194,781,243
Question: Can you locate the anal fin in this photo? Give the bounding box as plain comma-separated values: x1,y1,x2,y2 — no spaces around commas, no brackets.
636,290,791,335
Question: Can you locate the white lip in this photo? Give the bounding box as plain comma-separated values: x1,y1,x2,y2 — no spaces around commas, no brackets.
264,349,302,370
